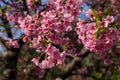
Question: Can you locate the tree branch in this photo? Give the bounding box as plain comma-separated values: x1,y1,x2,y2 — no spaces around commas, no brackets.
2,35,25,80
0,37,9,50
22,0,29,12
59,49,90,80
2,49,20,80
1,11,13,38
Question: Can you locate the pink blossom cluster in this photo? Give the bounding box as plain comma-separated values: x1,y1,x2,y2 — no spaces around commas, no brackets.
41,0,84,33
76,12,119,54
32,44,66,69
6,11,21,24
7,38,19,48
17,0,84,69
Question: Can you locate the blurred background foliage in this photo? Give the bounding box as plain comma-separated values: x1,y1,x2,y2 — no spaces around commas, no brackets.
0,49,120,80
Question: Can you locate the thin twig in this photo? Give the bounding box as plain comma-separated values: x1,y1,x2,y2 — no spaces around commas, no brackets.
58,49,90,80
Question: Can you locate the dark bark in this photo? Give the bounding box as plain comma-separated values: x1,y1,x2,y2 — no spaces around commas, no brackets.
23,0,29,12
2,50,19,80
0,6,25,79
2,36,24,80
1,17,13,39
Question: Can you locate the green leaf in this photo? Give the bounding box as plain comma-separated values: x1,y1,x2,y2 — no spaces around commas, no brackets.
92,9,105,39
117,41,120,46
94,31,99,39
0,7,2,13
0,24,5,27
51,66,61,78
95,72,102,79
114,22,120,29
39,53,46,62
46,72,52,80
92,9,100,21
111,74,120,80
91,9,101,28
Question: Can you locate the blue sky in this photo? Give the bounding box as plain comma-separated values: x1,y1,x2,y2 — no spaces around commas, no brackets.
41,0,49,5
80,3,90,20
